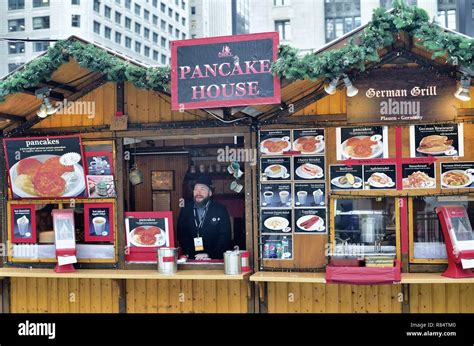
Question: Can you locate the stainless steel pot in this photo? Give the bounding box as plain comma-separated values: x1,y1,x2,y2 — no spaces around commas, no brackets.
224,251,242,275
157,247,178,274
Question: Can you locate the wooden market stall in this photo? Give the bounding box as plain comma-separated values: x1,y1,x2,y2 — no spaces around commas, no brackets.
0,36,255,313
0,2,473,315
248,5,474,313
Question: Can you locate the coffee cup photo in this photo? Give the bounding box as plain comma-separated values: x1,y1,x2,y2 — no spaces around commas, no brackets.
92,216,107,236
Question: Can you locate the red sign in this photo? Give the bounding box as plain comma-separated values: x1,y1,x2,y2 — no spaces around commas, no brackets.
171,32,281,110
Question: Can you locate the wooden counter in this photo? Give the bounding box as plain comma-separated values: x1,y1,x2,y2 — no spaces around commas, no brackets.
0,268,251,281
250,271,326,283
250,271,474,284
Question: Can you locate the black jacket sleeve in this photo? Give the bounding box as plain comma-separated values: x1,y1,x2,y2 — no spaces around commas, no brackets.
177,207,195,258
208,205,232,259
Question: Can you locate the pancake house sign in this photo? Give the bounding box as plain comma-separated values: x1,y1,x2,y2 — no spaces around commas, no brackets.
347,68,457,124
171,32,280,110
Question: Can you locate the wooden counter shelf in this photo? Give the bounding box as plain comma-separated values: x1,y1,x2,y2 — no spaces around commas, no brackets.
0,268,251,281
250,271,326,283
250,271,474,284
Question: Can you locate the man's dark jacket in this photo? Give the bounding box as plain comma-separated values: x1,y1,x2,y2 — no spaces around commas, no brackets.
177,199,232,259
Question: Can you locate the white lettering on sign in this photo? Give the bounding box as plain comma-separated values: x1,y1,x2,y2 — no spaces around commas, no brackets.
366,86,438,99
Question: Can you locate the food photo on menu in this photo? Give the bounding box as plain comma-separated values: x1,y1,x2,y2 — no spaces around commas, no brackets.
3,136,86,199
292,128,325,154
294,183,326,207
260,157,291,181
261,234,293,260
293,156,325,181
259,130,291,155
294,208,326,234
260,183,292,208
336,126,388,160
410,123,464,157
441,162,474,189
402,164,436,189
330,165,364,190
363,165,397,190
261,209,292,234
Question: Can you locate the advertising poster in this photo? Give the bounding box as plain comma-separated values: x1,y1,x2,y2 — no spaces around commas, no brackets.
261,234,292,260
440,162,474,189
330,165,364,191
86,151,114,175
3,135,86,199
84,203,114,242
292,128,325,155
10,205,36,244
294,182,326,208
260,183,292,208
293,156,325,181
125,211,174,261
410,123,464,157
336,126,388,160
294,208,326,234
363,164,397,190
260,157,291,181
402,163,436,190
259,130,291,155
261,209,292,234
87,175,116,198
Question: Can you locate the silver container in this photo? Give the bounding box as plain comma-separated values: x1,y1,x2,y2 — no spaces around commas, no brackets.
361,217,376,243
157,247,178,274
224,251,242,275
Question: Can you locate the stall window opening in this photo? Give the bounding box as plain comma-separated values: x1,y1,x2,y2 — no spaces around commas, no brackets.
333,197,397,258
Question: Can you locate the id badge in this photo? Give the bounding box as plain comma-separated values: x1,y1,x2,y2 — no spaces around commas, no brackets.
194,237,204,251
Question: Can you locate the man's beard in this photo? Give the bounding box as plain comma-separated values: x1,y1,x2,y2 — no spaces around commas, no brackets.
194,196,210,208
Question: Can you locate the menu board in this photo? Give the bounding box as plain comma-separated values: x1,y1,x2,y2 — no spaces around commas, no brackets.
262,234,293,260
259,130,291,155
10,205,36,244
363,164,397,190
258,128,327,263
125,211,174,262
84,203,114,242
294,183,326,208
261,209,292,233
441,162,474,189
402,164,436,190
260,183,292,208
336,126,389,160
293,156,325,181
3,135,86,199
292,129,325,155
294,209,326,234
260,157,291,181
329,165,363,191
410,124,464,158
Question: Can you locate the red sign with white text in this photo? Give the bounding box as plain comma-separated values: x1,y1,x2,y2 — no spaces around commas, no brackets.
171,32,281,110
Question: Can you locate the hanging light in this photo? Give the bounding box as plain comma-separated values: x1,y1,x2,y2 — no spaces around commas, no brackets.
129,139,143,186
343,74,358,97
454,74,471,102
37,97,58,118
324,76,340,95
35,87,58,118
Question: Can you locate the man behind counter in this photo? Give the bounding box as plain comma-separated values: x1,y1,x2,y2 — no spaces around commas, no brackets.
177,175,232,260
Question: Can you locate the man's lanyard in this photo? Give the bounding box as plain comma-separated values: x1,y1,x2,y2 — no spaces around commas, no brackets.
193,201,210,237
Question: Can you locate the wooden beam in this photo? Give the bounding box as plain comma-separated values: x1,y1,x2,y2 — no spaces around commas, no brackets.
22,88,65,101
0,112,26,123
40,80,78,94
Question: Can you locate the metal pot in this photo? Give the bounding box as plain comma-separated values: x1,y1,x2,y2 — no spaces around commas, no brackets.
157,247,178,274
224,250,242,275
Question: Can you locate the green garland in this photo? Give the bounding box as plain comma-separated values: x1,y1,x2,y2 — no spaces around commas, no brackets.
272,0,473,82
0,39,170,102
0,0,472,103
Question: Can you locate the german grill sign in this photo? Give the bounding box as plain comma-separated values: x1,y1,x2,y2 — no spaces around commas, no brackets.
347,67,457,124
171,32,280,110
